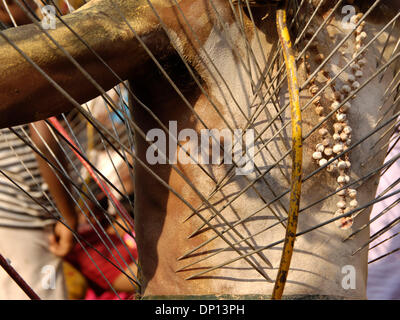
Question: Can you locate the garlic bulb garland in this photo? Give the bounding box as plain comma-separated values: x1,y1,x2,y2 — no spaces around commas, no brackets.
306,12,366,229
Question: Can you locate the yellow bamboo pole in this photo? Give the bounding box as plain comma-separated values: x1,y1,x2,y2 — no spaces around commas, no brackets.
272,0,303,300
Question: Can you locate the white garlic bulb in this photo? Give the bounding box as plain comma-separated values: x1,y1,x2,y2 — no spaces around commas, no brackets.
324,148,333,156
336,187,346,196
322,138,331,147
350,15,358,25
351,63,360,71
341,85,351,94
356,32,367,43
338,160,347,170
348,74,356,83
356,25,364,34
348,189,357,198
331,101,340,110
360,31,367,39
333,144,344,154
313,152,323,160
315,106,324,115
336,113,347,122
318,128,328,136
310,85,319,95
352,81,360,90
337,174,350,184
319,158,328,167
337,176,346,184
334,123,344,132
343,126,352,134
355,70,363,78
313,96,321,105
349,199,358,208
316,143,325,152
337,201,347,209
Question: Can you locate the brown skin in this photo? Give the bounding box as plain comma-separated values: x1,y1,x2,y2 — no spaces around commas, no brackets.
112,263,137,292
0,0,173,127
0,0,37,26
107,215,137,292
29,121,77,257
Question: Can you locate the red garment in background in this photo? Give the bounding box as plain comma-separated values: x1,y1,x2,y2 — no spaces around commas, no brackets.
66,224,137,299
84,288,133,300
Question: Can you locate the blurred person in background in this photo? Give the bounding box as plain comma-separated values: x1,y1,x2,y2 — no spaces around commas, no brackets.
0,0,77,299
65,182,138,300
61,83,137,299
